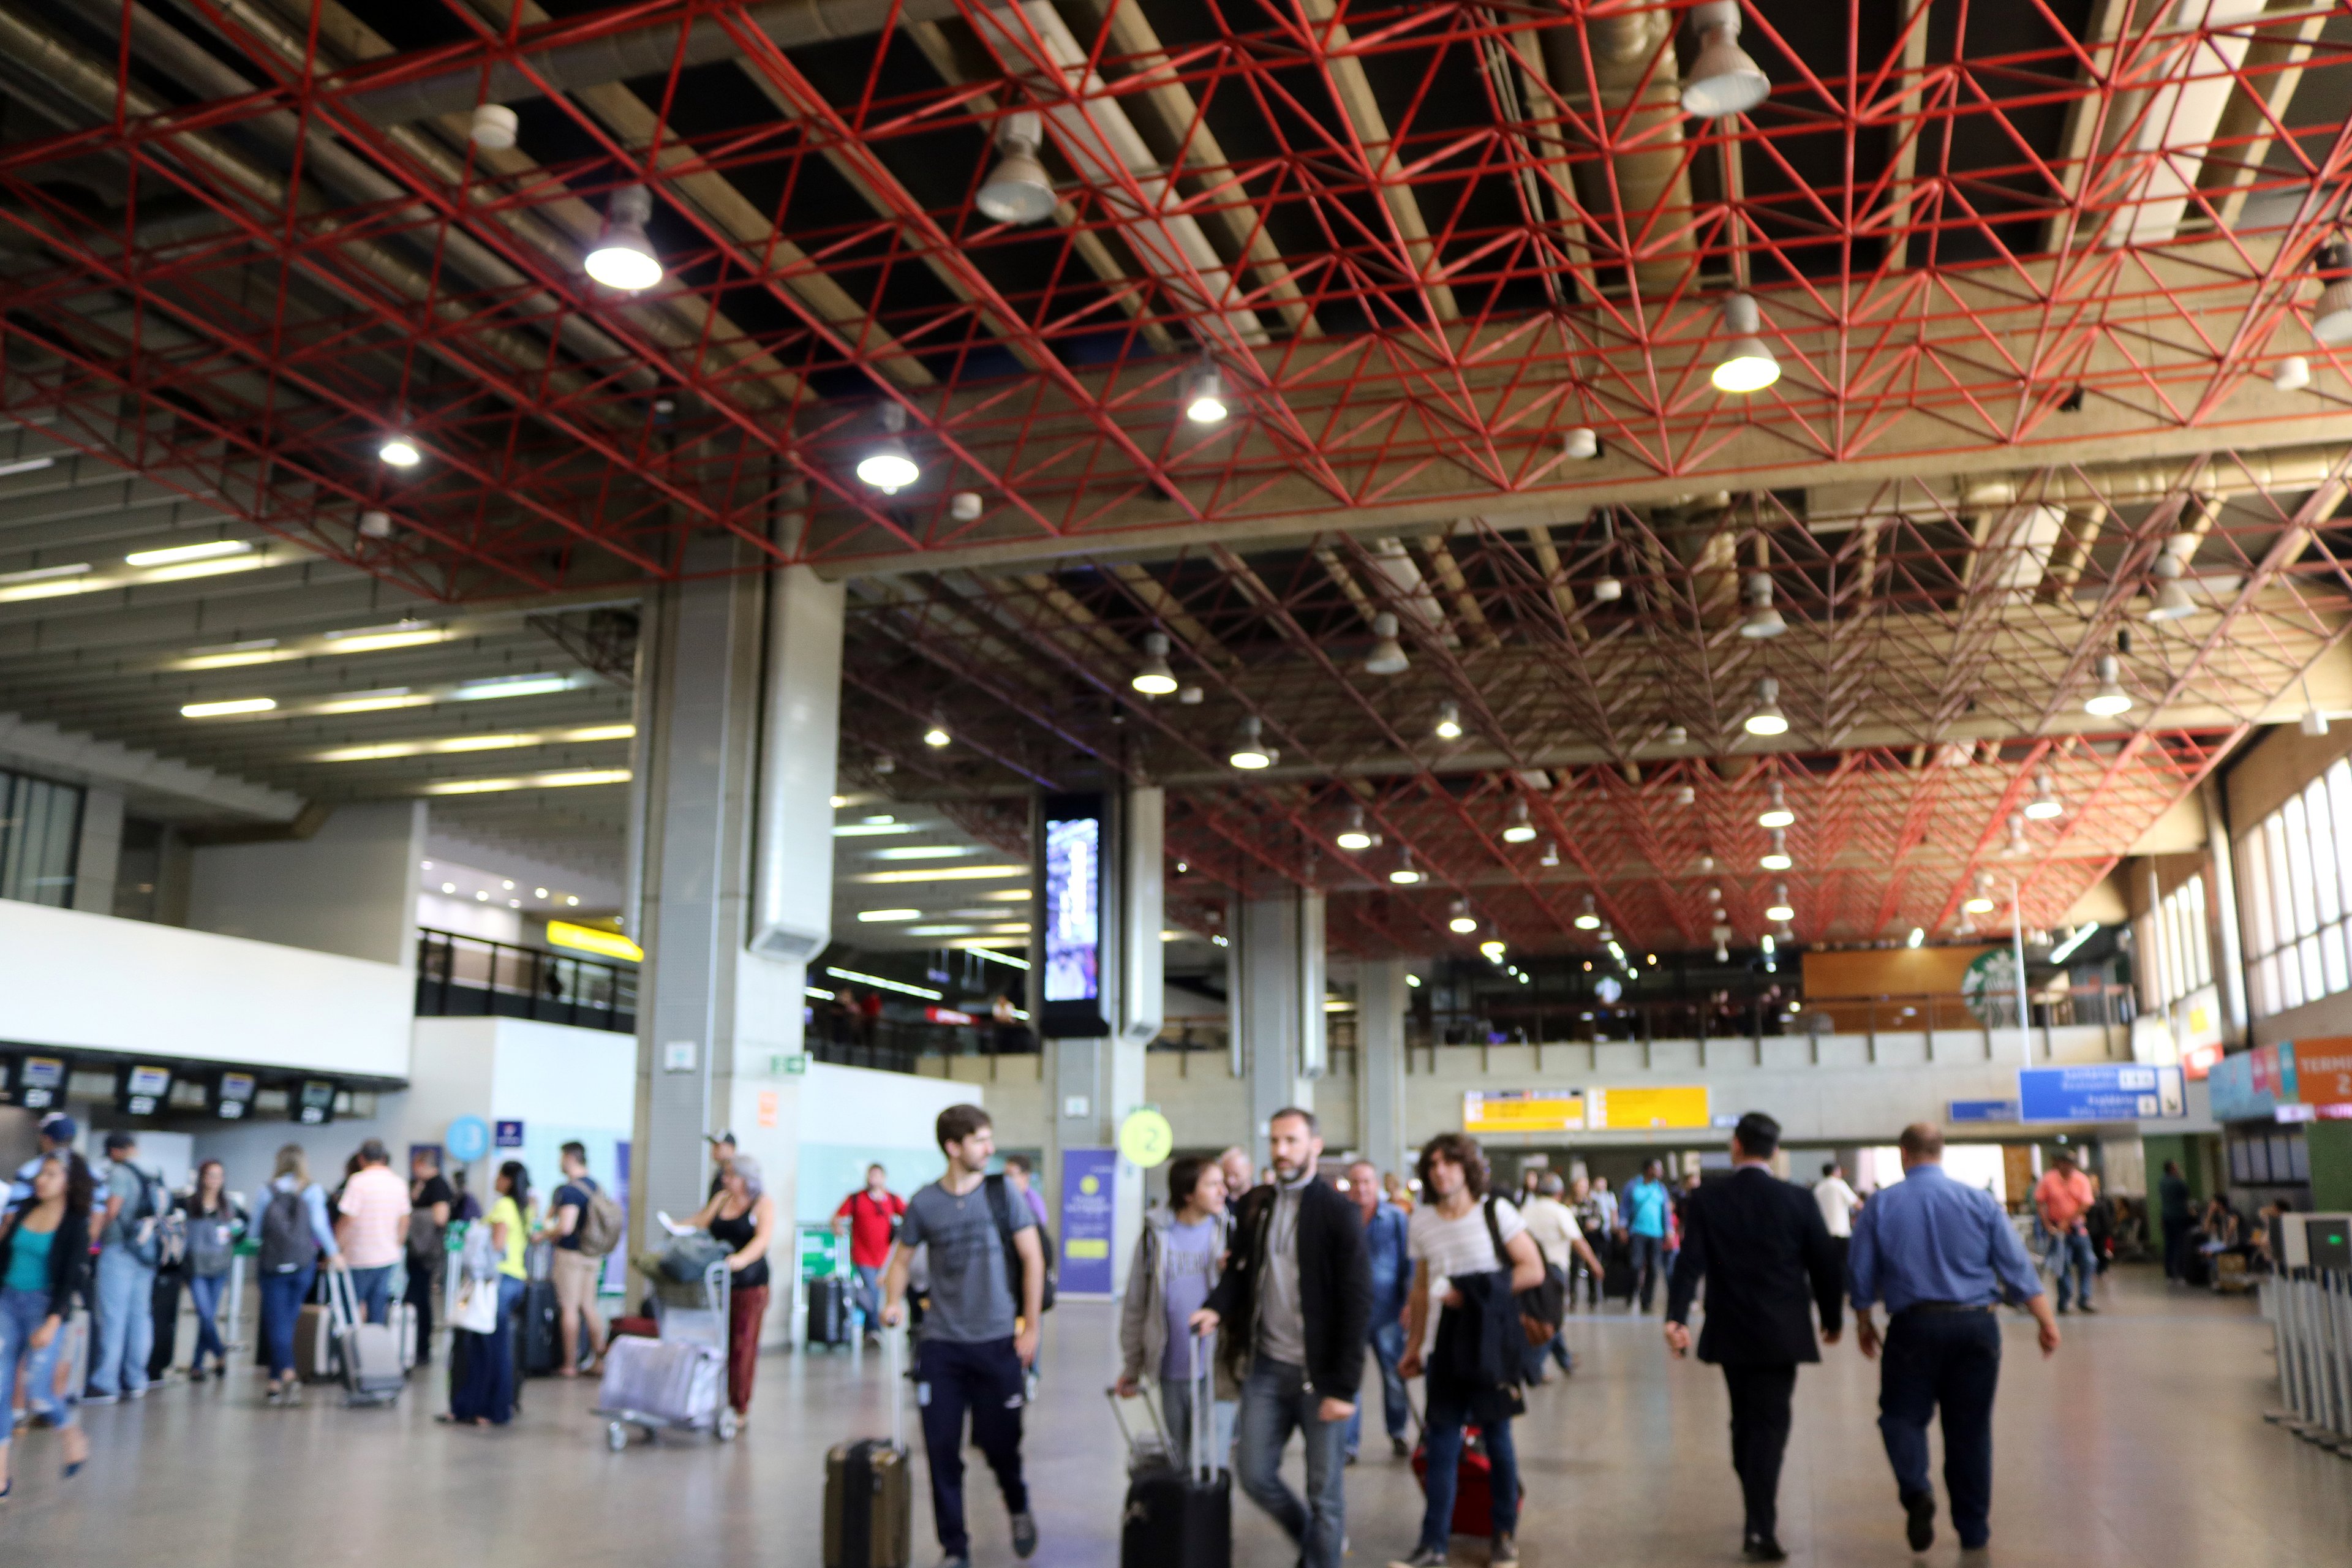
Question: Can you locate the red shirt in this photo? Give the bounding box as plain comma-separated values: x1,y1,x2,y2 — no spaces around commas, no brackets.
835,1188,906,1267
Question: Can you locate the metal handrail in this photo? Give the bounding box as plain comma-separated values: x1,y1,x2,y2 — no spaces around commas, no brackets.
413,927,638,1033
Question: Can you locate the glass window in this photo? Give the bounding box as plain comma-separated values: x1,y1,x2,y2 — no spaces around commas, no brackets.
0,769,83,908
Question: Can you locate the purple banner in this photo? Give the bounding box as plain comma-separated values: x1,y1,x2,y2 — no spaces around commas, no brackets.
1058,1147,1118,1297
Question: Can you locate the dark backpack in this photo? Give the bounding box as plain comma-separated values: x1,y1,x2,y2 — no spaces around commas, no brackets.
258,1186,316,1275
982,1175,1055,1316
1485,1197,1564,1348
118,1166,170,1268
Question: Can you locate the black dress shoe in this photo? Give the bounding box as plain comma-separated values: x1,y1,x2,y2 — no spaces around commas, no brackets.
1743,1536,1787,1562
1904,1490,1937,1551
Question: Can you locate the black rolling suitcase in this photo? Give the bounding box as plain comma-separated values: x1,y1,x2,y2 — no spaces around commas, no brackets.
521,1280,562,1374
807,1275,851,1348
1119,1335,1231,1568
148,1270,183,1381
824,1326,913,1567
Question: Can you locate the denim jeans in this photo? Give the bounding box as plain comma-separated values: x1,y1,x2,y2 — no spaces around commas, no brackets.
0,1286,75,1441
1158,1378,1237,1473
187,1272,228,1370
850,1262,883,1330
1347,1319,1409,1452
260,1264,317,1380
2048,1231,2097,1308
89,1243,156,1396
1878,1309,2003,1549
1235,1357,1349,1568
1627,1233,1667,1313
349,1264,395,1325
1418,1370,1520,1548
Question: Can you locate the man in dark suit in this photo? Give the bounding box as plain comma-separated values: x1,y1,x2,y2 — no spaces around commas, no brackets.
1664,1112,1844,1562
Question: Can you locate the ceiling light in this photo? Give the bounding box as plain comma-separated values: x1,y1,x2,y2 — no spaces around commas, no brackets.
501,880,514,891
1449,900,1479,935
2024,772,2063,821
1433,701,1463,742
1757,780,1793,829
2084,654,2132,717
869,846,975,861
535,888,548,899
0,456,57,480
1676,783,1697,805
1744,676,1789,736
0,562,91,587
2314,246,2352,344
1183,363,1229,424
126,539,252,568
1907,925,1924,949
1479,940,1507,961
323,622,445,653
469,102,518,150
1574,894,1600,932
440,882,456,894
922,713,952,748
1177,685,1203,704
1540,840,1561,867
454,674,570,700
1131,630,1179,696
2274,355,2312,393
1681,1,1772,119
975,110,1055,224
315,689,429,715
857,909,922,922
949,491,984,522
1388,848,1422,884
1714,942,1730,962
358,510,396,538
476,891,490,902
2005,812,2030,856
1562,426,1599,461
1740,571,1786,638
1363,610,1410,676
1229,715,1275,770
567,896,579,906
2304,707,2331,738
421,768,631,796
1406,973,1422,987
378,434,422,467
181,697,276,718
176,638,282,670
1964,892,1996,914
856,402,920,494
1759,932,1776,955
1711,292,1781,393
584,183,662,290
1502,799,1537,843
2146,577,2195,622
2048,921,2100,964
1335,805,1376,852
1765,882,1795,922
1760,829,1792,872
1591,574,1623,602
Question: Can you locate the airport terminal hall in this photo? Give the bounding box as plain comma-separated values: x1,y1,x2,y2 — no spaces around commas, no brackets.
12,1,2352,1564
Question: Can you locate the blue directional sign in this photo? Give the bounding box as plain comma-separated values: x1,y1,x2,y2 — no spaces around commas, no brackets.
2017,1065,2185,1123
1949,1099,2018,1124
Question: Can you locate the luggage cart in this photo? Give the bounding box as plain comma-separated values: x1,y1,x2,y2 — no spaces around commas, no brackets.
596,1257,738,1450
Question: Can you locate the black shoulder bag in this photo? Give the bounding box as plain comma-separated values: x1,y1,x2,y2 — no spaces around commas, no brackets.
1484,1197,1565,1348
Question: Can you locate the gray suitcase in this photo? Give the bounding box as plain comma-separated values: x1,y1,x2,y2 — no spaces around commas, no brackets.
326,1269,406,1405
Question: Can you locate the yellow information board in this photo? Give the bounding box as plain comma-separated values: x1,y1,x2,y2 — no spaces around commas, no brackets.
1463,1090,1586,1135
1586,1085,1711,1131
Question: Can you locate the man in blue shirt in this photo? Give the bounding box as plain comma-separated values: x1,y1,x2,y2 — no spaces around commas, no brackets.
1619,1159,1673,1313
1343,1159,1411,1459
1849,1123,2060,1555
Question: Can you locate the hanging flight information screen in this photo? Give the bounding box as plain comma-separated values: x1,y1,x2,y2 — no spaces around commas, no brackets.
1039,791,1109,1038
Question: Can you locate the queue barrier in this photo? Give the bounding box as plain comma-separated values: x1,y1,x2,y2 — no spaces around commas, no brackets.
2262,1270,2352,1457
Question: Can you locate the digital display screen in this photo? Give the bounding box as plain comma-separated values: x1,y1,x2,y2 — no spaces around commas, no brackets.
12,1056,63,1110
295,1080,336,1125
127,1065,170,1097
218,1071,256,1120
1043,812,1101,1004
118,1063,173,1116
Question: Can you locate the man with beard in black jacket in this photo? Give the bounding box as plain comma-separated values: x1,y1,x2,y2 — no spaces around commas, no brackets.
1193,1107,1370,1568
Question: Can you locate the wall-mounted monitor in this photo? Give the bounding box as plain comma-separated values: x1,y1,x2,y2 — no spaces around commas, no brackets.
216,1071,258,1120
1039,791,1107,1039
294,1079,337,1125
116,1063,174,1117
13,1055,66,1111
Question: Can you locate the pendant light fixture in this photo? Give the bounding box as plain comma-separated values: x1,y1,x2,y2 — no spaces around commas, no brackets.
1574,894,1600,931
975,112,1055,225
1757,780,1793,829
2083,654,2132,717
1183,362,1229,424
1362,611,1410,676
1540,840,1561,867
1228,715,1276,770
1502,800,1537,843
1711,292,1781,393
1449,900,1479,935
855,402,921,494
1765,882,1794,922
377,432,422,467
1335,805,1378,852
1130,631,1178,696
1744,676,1789,736
1740,571,1787,638
584,183,663,291
1679,1,1772,118
1433,701,1463,741
2024,772,2064,821
2145,533,2198,622
922,712,951,748
1389,847,1423,885
1760,829,1792,871
470,104,519,151
2313,243,2352,345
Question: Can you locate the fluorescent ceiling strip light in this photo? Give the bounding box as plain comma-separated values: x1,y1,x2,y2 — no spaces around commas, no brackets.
902,924,981,935
310,723,635,764
867,845,974,860
312,691,434,715
452,675,572,700
854,864,1027,883
421,767,631,796
176,639,284,670
322,628,446,654
976,888,1032,902
957,946,1031,970
824,966,942,1000
807,987,836,1001
0,562,89,586
833,823,916,837
181,696,277,718
124,539,251,568
0,456,58,479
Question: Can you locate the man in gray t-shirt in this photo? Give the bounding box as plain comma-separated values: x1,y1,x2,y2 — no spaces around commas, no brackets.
883,1105,1046,1568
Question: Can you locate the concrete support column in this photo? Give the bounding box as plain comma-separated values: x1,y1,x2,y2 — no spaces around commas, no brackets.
1355,959,1411,1176
72,786,123,915
1232,888,1326,1156
631,541,841,1344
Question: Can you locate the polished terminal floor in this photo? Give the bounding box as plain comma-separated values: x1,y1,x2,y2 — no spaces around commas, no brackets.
4,1270,2343,1566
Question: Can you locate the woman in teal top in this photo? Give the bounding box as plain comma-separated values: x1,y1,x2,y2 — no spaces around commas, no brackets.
0,1150,94,1493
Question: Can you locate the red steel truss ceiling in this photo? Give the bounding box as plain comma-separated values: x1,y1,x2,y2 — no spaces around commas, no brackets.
6,0,2352,955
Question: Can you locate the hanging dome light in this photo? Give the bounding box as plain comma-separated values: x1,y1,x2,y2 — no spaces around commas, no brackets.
584,183,663,291
1740,571,1787,638
469,103,519,151
1389,847,1423,884
1449,900,1479,935
378,433,421,467
2274,355,2312,393
1562,426,1599,461
2024,772,2064,821
1228,714,1276,770
1574,894,1600,931
1183,363,1229,424
1336,804,1377,852
856,402,921,494
1765,882,1794,922
1744,676,1790,736
1711,292,1781,393
2084,654,2132,717
1679,1,1772,119
1502,799,1537,843
2313,244,2352,345
1757,780,1794,829
2145,535,2198,622
1131,631,1178,696
975,111,1055,225
922,713,951,748
1760,828,1793,871
1540,840,1561,867
1433,701,1463,741
1362,610,1410,676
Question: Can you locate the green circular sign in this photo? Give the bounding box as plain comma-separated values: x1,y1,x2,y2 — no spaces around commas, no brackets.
1118,1108,1175,1169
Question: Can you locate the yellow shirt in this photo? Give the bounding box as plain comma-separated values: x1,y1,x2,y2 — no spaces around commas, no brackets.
492,1196,530,1280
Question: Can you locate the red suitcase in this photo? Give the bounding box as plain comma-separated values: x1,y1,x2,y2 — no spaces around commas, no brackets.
1409,1423,1494,1536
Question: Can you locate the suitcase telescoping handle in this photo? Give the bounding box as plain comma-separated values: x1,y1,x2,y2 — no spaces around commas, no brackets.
1190,1329,1213,1482
886,1322,908,1451
323,1263,358,1336
1104,1379,1174,1463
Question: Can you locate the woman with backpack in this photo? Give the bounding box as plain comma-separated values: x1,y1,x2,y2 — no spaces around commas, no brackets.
0,1150,94,1492
258,1145,341,1406
178,1160,246,1381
